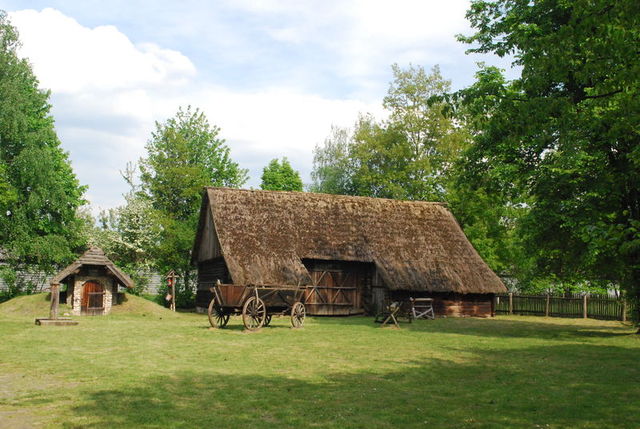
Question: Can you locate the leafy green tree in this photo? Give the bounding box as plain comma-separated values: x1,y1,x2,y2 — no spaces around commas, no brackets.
138,106,247,305
0,11,86,295
312,64,464,201
260,157,303,191
310,126,355,195
355,64,465,201
459,1,640,319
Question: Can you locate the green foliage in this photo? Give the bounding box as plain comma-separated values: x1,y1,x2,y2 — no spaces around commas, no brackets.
91,170,160,296
138,106,247,300
458,1,640,308
260,157,303,191
312,64,465,201
310,126,355,195
0,11,86,293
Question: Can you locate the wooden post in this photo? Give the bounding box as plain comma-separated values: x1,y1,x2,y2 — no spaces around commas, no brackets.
545,294,550,317
49,283,60,320
171,277,176,312
583,294,588,319
508,292,513,315
166,270,176,312
622,300,627,322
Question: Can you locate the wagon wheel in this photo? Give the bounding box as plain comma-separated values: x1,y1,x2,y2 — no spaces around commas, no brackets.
208,297,230,328
263,314,273,327
242,296,266,331
290,302,305,328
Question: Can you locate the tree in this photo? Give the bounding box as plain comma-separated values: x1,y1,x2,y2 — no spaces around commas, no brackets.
310,126,355,195
355,64,465,201
0,11,86,295
312,64,464,201
459,1,640,319
91,165,160,295
260,157,303,191
138,106,247,305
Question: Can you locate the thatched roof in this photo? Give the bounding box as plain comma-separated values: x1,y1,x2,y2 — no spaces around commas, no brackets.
50,246,134,288
193,188,506,294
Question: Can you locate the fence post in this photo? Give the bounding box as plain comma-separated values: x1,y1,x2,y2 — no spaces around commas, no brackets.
622,300,627,322
583,294,588,319
545,294,550,317
509,292,513,315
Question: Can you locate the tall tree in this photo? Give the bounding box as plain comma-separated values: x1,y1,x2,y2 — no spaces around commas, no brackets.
459,1,640,317
138,106,247,303
310,126,355,195
0,11,86,294
260,157,303,191
311,64,464,201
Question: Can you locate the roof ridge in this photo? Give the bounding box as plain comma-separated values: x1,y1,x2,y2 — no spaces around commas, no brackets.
205,187,448,206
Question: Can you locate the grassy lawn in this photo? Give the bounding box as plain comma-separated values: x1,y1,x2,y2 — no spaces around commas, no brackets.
1,294,639,428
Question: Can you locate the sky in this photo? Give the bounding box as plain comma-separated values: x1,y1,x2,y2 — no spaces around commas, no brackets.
1,1,515,213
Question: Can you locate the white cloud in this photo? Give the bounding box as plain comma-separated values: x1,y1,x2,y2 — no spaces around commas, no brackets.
10,8,196,93
231,0,472,90
8,7,384,213
6,1,505,216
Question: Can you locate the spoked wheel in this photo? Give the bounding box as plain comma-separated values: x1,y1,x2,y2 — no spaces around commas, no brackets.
291,302,305,328
208,297,230,328
242,296,266,331
263,314,273,327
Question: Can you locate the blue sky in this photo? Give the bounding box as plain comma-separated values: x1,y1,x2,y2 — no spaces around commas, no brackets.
0,1,516,213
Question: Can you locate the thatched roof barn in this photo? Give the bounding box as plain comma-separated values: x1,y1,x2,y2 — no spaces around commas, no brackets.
51,247,133,315
193,188,506,317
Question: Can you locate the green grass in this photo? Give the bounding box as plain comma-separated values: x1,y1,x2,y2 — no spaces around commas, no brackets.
1,294,639,428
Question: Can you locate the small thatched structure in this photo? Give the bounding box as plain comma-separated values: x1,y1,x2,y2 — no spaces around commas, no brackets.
51,247,133,316
193,188,506,317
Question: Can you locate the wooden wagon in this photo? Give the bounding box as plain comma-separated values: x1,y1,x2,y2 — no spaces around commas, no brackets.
208,281,306,331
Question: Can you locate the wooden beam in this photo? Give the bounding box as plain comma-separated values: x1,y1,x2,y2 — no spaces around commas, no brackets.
49,283,60,320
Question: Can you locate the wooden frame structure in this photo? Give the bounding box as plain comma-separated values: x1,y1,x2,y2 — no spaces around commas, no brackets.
38,247,134,323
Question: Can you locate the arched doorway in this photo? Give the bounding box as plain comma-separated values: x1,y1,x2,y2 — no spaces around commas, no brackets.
82,281,105,315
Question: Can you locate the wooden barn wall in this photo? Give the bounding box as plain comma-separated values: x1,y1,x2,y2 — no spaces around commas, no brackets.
302,259,374,316
196,257,230,309
197,208,222,263
388,291,495,317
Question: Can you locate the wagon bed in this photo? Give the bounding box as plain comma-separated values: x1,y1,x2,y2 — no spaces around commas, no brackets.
208,282,306,330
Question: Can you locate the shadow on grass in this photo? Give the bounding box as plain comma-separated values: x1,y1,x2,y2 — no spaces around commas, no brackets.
66,343,640,428
314,315,636,341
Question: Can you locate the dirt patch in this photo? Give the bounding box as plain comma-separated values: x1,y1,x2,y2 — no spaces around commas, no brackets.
0,409,42,429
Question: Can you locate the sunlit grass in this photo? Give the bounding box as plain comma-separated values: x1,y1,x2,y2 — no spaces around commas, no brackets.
1,294,639,428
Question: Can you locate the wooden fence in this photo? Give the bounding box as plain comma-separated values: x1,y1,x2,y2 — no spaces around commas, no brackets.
495,293,627,321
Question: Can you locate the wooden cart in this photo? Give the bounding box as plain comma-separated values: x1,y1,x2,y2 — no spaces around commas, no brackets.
208,281,306,331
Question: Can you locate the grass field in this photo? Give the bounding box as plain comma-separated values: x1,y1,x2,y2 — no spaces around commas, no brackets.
1,294,639,428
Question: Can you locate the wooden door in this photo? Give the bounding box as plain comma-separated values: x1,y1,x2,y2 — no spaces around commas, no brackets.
305,269,359,314
82,281,104,315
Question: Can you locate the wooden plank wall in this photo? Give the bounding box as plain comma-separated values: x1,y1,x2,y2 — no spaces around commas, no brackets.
195,258,230,308
388,291,494,318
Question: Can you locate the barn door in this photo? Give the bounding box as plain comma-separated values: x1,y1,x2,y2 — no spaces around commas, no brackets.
82,281,104,315
304,268,361,315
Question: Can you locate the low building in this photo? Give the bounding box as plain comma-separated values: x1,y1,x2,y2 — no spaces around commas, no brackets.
193,188,507,317
50,247,134,315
